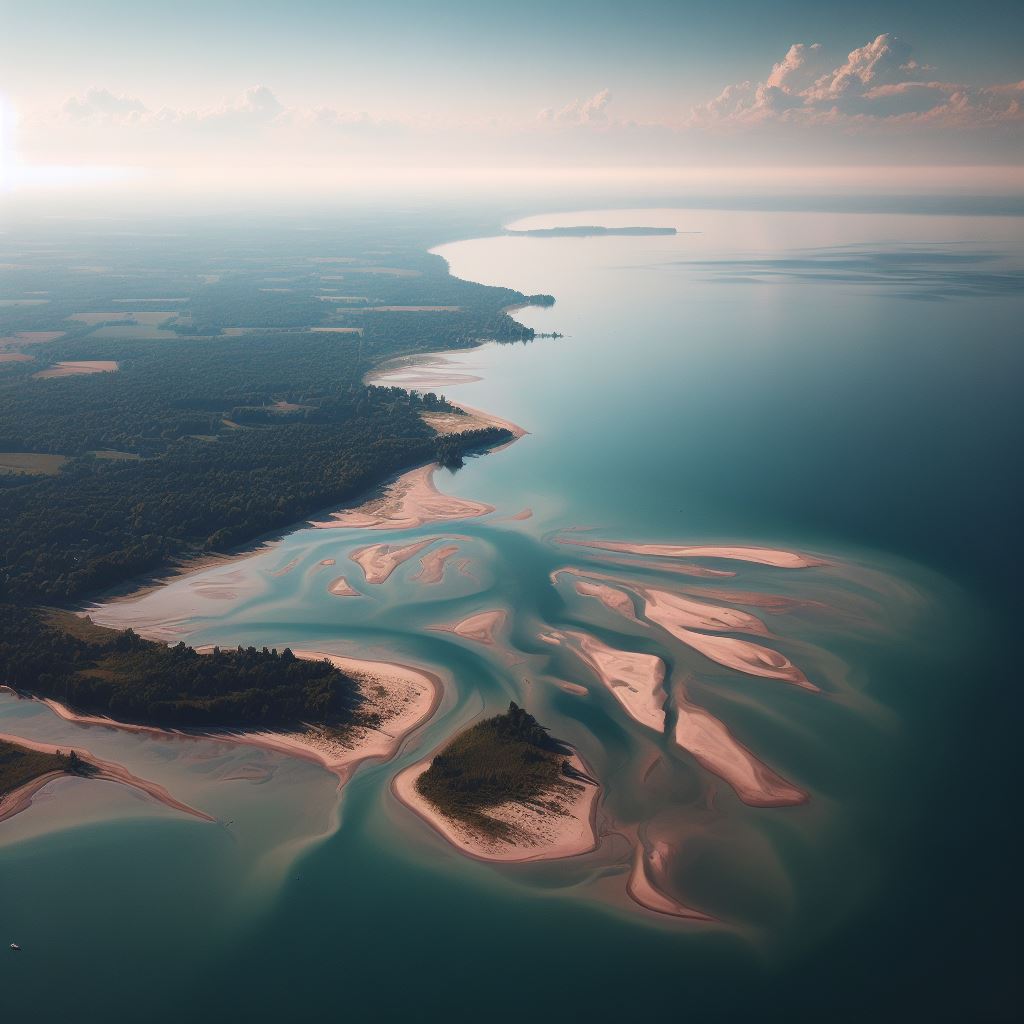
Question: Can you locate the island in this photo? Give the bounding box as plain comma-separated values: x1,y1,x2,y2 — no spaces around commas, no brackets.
393,702,599,862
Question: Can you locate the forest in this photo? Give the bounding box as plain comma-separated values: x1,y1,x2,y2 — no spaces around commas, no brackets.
0,606,365,730
0,224,543,603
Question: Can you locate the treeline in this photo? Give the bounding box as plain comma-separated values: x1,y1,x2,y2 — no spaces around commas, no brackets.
0,606,364,730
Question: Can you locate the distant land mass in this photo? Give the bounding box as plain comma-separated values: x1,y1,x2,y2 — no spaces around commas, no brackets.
505,226,677,237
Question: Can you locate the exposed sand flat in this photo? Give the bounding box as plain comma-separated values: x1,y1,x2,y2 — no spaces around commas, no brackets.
638,587,769,636
313,464,494,531
0,352,33,363
551,570,638,620
431,609,506,646
557,537,822,568
627,843,712,920
316,558,336,568
269,556,301,577
673,700,807,806
310,326,363,334
33,360,119,380
351,538,438,584
327,575,360,597
392,751,599,863
647,614,817,691
413,543,460,584
0,731,214,825
542,629,666,733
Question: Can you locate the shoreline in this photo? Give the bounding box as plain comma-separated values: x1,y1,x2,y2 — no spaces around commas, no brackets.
1,652,444,792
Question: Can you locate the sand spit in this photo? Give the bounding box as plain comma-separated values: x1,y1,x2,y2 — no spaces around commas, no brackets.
327,575,360,597
350,538,438,584
673,700,806,806
542,629,666,734
413,543,460,584
638,587,769,636
313,465,493,532
627,842,712,920
431,609,506,646
0,731,214,825
556,537,822,568
392,751,599,863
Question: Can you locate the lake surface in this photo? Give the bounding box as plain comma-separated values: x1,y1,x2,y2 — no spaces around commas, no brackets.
3,208,1021,1021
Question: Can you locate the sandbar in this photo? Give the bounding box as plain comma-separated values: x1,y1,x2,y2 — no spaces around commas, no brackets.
637,586,769,636
556,537,823,568
350,538,438,584
430,609,506,646
673,700,806,806
541,629,666,734
413,543,460,584
327,575,360,597
627,842,712,920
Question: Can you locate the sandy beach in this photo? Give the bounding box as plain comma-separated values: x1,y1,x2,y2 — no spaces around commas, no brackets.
313,464,494,531
392,748,599,863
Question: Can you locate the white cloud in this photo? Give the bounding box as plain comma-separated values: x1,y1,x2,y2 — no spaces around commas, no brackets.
62,88,147,122
538,88,612,125
689,33,1024,129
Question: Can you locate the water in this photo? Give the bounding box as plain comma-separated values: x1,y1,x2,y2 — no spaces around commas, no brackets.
3,208,1021,1021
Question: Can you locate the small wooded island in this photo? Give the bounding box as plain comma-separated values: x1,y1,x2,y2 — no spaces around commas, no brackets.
394,703,600,862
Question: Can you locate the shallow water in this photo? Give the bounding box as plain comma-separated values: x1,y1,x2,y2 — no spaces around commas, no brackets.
3,208,1021,1021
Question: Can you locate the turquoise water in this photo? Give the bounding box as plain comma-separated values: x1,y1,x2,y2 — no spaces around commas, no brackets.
3,208,1021,1020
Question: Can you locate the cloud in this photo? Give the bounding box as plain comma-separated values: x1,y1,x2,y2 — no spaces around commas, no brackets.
62,88,147,122
689,33,1024,129
538,88,612,125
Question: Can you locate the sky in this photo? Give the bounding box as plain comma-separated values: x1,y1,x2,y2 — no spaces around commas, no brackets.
2,0,1023,199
